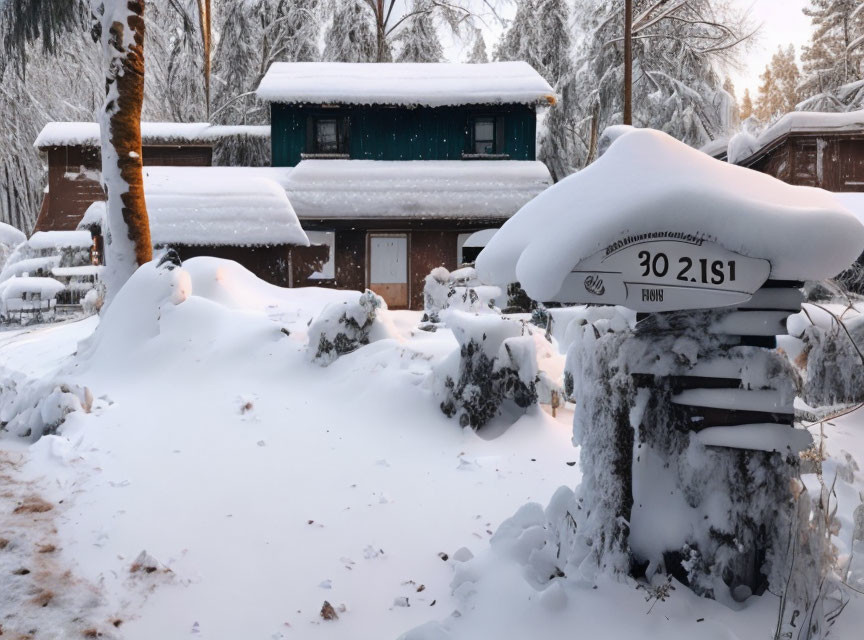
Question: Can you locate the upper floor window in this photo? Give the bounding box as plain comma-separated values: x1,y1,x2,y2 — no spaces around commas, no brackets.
308,115,349,157
473,117,496,155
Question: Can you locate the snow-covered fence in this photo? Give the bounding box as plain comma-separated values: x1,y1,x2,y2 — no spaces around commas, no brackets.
474,127,864,622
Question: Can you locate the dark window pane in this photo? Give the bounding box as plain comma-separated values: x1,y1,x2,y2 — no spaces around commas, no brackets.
473,118,495,154
316,119,339,153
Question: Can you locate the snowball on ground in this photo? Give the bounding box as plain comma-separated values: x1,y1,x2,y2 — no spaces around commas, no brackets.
476,128,864,302
287,160,552,219
34,122,270,148
256,61,555,107
28,230,93,251
0,276,65,300
141,167,307,247
0,221,26,247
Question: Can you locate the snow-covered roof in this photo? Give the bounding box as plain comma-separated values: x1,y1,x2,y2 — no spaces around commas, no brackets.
256,62,556,107
142,166,308,247
463,229,498,247
34,122,270,148
0,255,61,282
733,110,864,164
0,222,26,247
698,137,729,159
78,202,106,232
285,160,552,220
476,128,864,301
51,265,103,278
28,230,93,250
0,276,65,300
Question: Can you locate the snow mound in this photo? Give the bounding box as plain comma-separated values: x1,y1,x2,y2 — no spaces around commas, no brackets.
256,61,555,107
476,128,864,301
0,221,26,248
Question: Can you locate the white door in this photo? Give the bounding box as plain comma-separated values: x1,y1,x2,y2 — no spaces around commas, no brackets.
369,234,408,308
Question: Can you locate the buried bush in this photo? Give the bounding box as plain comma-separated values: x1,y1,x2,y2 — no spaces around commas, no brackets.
307,290,384,365
421,266,501,324
439,311,544,429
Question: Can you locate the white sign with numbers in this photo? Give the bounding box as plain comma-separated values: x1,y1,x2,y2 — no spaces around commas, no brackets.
551,234,771,311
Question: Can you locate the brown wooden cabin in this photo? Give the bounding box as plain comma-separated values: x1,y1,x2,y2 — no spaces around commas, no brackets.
33,122,219,234
732,113,864,191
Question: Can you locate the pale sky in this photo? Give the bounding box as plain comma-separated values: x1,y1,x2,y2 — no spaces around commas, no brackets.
728,0,812,99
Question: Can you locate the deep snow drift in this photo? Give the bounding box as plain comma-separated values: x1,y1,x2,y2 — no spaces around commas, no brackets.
0,258,574,639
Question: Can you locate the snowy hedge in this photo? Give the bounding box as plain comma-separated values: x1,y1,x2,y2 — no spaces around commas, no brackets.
307,290,385,365
422,266,501,324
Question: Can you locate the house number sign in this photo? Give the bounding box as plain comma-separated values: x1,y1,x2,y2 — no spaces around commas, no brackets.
551,232,771,312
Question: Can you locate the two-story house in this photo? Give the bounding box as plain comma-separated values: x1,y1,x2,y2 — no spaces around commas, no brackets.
256,61,554,309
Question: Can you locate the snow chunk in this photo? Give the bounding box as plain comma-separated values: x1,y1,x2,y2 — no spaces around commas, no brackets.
287,160,551,220
256,61,555,108
141,167,308,247
0,221,26,247
477,128,864,301
28,230,93,251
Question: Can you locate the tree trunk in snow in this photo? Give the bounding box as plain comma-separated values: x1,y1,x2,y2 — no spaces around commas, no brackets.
95,0,152,300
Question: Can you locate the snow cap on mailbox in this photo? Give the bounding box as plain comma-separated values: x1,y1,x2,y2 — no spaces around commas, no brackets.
476,128,864,307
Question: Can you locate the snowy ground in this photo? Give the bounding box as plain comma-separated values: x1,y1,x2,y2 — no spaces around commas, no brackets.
0,258,575,639
1,257,863,639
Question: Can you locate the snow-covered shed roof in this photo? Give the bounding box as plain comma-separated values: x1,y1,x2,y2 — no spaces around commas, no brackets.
142,167,308,247
285,160,552,220
34,122,270,149
255,62,556,108
0,255,61,282
28,230,93,251
0,222,26,247
732,110,864,165
0,277,65,300
476,128,864,301
51,265,103,278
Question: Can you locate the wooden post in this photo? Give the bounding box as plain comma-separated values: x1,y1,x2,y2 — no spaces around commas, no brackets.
624,0,633,126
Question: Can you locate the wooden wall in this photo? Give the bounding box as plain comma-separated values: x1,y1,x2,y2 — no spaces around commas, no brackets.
34,144,213,232
744,134,864,192
271,104,537,167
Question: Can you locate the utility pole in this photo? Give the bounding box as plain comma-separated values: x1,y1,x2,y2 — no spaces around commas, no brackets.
624,0,633,125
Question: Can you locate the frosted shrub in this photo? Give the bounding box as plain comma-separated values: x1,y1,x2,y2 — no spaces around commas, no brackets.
799,316,864,405
308,290,384,365
421,267,500,324
0,375,91,442
439,311,539,429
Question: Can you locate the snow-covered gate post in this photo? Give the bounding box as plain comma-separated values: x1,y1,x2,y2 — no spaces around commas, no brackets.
474,129,864,604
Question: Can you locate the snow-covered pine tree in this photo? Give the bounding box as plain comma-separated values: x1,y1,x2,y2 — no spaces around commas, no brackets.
569,0,751,168
210,0,265,125
394,0,444,63
799,0,864,111
322,0,379,62
465,27,488,63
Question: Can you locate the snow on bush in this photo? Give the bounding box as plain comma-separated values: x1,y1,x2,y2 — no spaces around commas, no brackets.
438,311,543,429
422,266,501,324
790,306,864,406
307,290,386,365
0,375,92,442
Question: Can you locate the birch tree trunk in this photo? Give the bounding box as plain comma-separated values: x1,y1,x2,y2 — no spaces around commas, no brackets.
93,0,152,301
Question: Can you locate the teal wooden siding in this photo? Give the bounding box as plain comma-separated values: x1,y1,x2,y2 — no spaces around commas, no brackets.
270,104,537,167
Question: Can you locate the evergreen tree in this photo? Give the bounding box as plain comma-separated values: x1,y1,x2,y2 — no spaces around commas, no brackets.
740,87,754,120
800,0,864,111
466,28,488,63
570,0,751,168
755,45,801,121
322,0,379,62
395,0,444,63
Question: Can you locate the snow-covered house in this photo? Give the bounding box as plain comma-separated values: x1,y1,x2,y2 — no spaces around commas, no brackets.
0,276,64,324
729,111,864,191
256,62,555,309
79,168,317,287
32,122,269,234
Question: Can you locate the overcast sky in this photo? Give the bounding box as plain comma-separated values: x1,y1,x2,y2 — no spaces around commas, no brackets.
728,0,812,97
